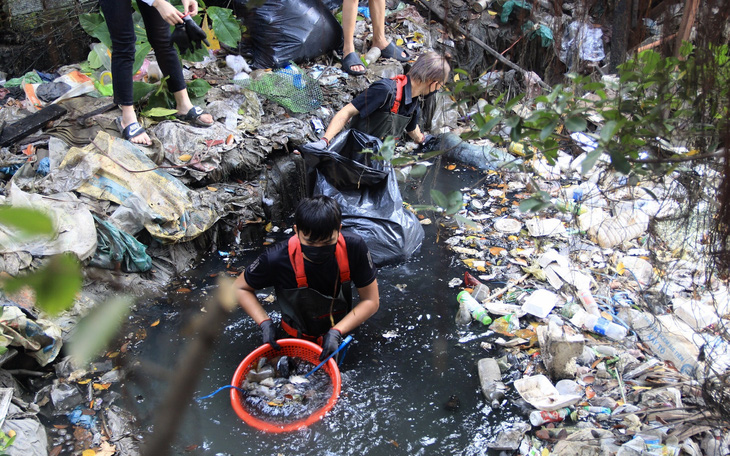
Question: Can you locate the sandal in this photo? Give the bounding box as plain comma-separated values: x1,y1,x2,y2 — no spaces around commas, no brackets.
115,116,148,142
176,106,214,127
381,41,411,62
341,52,366,76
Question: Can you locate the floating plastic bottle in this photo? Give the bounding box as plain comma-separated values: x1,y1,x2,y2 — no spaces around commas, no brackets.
456,291,492,325
464,271,490,302
529,407,571,426
571,309,627,341
478,358,505,408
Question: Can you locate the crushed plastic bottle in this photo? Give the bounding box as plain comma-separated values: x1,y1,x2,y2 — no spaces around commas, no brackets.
570,309,627,341
529,407,571,426
456,291,492,325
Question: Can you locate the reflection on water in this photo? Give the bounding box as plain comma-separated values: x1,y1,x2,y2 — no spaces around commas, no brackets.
128,167,523,455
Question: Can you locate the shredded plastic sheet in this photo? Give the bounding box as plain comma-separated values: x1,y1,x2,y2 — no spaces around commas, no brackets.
56,131,219,243
0,306,63,366
0,182,97,266
559,21,606,66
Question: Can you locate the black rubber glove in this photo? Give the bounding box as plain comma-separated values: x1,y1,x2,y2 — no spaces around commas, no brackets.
260,319,281,350
319,328,342,361
184,15,210,50
171,23,191,54
418,134,439,152
305,138,328,150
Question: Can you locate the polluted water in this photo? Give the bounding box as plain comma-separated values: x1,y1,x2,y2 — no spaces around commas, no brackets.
123,167,524,455
239,355,333,423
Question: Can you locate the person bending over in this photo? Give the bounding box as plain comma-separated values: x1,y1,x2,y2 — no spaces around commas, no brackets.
234,195,380,360
313,51,450,147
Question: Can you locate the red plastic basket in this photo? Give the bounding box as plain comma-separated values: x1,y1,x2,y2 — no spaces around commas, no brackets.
230,338,341,433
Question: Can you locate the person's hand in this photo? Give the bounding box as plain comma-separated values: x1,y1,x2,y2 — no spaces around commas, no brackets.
154,0,184,25
260,319,281,350
305,138,328,150
184,15,210,50
181,0,199,16
319,328,342,361
418,134,438,151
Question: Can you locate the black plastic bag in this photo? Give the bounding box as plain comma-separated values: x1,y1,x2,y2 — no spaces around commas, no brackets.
300,130,424,266
235,0,343,69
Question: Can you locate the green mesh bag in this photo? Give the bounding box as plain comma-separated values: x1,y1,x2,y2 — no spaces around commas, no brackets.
235,64,323,113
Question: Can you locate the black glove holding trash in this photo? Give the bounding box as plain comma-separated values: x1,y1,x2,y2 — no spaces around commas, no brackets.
319,328,342,361
260,319,281,350
184,15,210,50
172,23,191,54
418,134,439,152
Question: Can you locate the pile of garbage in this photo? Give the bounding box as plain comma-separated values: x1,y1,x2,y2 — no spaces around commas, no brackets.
442,150,730,453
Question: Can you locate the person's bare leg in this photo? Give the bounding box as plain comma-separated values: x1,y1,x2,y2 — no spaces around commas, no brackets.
120,104,152,145
342,0,364,73
173,89,213,124
370,0,405,58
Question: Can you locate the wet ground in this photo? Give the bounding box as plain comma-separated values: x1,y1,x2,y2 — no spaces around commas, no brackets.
123,165,525,455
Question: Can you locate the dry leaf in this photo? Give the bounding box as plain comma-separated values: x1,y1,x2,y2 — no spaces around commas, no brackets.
446,164,456,170
77,379,92,385
489,247,506,256
176,288,191,293
178,154,192,162
151,319,160,327
225,134,234,145
97,441,116,456
107,351,119,358
207,186,218,192
82,450,96,456
93,383,111,391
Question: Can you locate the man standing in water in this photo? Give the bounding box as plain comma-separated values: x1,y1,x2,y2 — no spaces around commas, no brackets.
234,196,379,360
309,51,450,146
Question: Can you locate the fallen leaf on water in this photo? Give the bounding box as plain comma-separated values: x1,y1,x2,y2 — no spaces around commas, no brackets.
97,441,116,456
93,383,111,391
489,247,506,256
184,444,199,451
107,351,119,358
176,288,191,293
389,440,399,448
446,164,457,170
50,446,63,456
53,424,68,429
207,186,218,192
151,319,160,327
120,342,130,353
77,379,92,385
585,386,596,399
178,154,192,162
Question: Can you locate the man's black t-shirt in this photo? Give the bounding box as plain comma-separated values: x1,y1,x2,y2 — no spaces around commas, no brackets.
244,232,377,296
351,76,420,133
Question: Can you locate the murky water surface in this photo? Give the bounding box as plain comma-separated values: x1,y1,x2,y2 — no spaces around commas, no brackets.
128,166,524,455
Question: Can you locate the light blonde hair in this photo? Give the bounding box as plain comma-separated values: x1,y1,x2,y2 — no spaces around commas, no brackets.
408,51,450,84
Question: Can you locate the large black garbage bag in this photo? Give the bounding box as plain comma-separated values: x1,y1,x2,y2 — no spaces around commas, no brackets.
235,0,343,69
300,130,424,266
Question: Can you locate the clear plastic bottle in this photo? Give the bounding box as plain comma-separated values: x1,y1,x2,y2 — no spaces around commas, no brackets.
456,291,492,325
529,407,571,426
571,309,628,341
577,289,601,316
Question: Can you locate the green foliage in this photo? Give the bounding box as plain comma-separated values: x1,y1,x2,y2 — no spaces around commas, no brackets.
2,254,82,316
0,428,16,454
0,207,81,316
68,296,134,366
207,6,241,48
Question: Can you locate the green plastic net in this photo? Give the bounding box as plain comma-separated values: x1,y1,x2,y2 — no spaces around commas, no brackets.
234,64,323,113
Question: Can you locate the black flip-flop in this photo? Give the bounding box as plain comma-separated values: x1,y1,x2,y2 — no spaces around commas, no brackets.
115,116,148,142
381,41,411,62
341,52,366,76
176,106,214,127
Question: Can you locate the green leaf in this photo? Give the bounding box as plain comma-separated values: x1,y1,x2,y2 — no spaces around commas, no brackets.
505,93,525,111
67,296,134,366
564,116,587,132
600,120,620,143
133,42,152,76
410,164,428,178
142,107,177,118
2,254,81,316
609,149,632,174
453,214,479,229
430,189,448,210
208,7,241,48
479,117,502,137
0,206,55,237
582,82,605,91
132,81,157,103
186,78,212,98
438,190,464,215
79,13,112,48
539,118,560,141
519,197,549,213
379,137,396,162
391,157,414,167
581,147,604,174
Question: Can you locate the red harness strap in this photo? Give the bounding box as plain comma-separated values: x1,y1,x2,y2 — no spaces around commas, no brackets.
390,74,409,114
287,234,351,288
